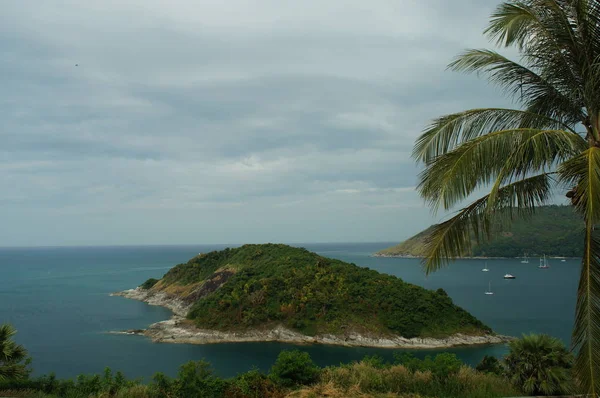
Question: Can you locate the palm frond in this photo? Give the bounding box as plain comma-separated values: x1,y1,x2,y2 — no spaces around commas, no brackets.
559,147,600,395
483,1,585,109
418,128,580,211
422,173,550,273
487,129,586,208
413,108,576,164
448,49,583,123
485,1,578,55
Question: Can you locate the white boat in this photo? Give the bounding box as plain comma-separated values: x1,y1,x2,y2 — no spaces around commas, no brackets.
504,274,516,279
561,258,566,262
485,281,494,295
521,253,529,264
538,255,550,269
482,262,489,272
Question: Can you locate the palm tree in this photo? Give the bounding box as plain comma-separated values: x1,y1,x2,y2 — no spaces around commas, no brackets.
0,323,29,381
414,0,600,394
505,334,574,396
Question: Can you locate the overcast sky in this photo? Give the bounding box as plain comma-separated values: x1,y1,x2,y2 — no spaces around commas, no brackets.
1,0,516,246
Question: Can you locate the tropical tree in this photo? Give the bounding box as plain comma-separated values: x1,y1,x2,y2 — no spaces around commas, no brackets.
0,323,29,381
413,0,600,394
505,334,574,396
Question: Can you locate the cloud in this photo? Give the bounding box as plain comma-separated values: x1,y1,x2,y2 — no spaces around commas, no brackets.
1,0,518,246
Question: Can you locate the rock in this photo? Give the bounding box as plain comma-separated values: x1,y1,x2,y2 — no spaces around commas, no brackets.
110,288,513,349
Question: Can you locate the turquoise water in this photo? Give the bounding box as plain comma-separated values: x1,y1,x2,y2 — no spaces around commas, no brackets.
0,243,578,380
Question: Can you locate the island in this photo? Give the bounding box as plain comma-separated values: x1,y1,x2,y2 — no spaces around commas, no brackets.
376,205,583,258
111,244,509,348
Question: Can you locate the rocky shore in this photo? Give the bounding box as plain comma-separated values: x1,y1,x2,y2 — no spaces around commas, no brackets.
111,287,512,349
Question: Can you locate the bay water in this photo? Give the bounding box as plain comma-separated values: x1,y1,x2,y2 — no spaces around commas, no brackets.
0,243,578,380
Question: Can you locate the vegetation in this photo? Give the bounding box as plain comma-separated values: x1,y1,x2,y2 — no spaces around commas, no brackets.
140,278,159,290
504,334,574,396
411,0,600,393
149,243,490,339
268,350,319,388
0,324,29,381
0,350,520,398
378,205,583,258
0,329,578,397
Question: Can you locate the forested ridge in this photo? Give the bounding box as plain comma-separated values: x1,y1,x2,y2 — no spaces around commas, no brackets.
377,206,582,258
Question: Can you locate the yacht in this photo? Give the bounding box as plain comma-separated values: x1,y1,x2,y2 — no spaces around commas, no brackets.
503,274,516,279
485,281,494,295
538,255,550,269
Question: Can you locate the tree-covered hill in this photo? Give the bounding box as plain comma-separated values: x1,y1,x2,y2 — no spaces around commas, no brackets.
377,205,583,258
143,244,491,339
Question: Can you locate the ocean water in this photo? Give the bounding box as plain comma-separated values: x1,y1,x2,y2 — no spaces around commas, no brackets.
0,243,579,380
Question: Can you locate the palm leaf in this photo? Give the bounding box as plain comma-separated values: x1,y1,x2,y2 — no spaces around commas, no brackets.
559,147,600,395
487,129,586,208
422,173,550,273
484,1,585,110
448,49,583,124
418,127,581,211
413,108,575,164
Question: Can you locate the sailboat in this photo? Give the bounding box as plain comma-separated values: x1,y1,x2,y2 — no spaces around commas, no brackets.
538,254,550,269
482,262,489,272
485,281,494,295
521,253,529,264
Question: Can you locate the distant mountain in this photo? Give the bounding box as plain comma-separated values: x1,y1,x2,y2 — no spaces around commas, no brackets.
139,244,492,340
376,205,583,258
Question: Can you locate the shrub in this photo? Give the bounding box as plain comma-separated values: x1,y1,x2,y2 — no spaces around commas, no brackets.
176,360,228,397
269,350,320,387
505,334,574,396
475,355,503,375
140,278,159,290
226,369,282,398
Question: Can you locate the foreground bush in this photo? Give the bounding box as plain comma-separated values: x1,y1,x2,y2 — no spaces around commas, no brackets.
269,350,320,387
313,355,519,398
0,350,547,397
505,334,574,396
0,324,30,381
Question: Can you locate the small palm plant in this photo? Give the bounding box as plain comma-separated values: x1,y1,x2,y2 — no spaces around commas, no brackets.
505,334,573,396
414,0,600,394
0,323,29,381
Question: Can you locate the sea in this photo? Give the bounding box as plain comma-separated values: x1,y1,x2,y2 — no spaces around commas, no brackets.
0,243,579,380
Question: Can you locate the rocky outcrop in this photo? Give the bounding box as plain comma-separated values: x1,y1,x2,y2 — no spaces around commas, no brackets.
119,317,511,348
110,287,191,317
111,288,512,349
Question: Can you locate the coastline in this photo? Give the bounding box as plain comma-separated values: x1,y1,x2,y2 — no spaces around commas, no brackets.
372,253,577,259
110,287,512,349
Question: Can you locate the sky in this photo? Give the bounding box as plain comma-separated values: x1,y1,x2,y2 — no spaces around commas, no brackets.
1,0,517,246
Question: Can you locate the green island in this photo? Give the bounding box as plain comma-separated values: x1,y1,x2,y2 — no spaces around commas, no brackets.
114,244,500,346
376,205,583,258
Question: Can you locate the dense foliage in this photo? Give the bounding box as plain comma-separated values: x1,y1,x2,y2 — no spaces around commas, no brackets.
0,324,29,381
268,350,319,387
140,278,159,290
0,350,521,398
155,244,490,338
505,334,574,396
378,205,583,258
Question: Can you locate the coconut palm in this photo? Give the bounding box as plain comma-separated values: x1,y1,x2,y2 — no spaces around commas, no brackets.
414,0,600,394
505,334,574,396
0,323,29,381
